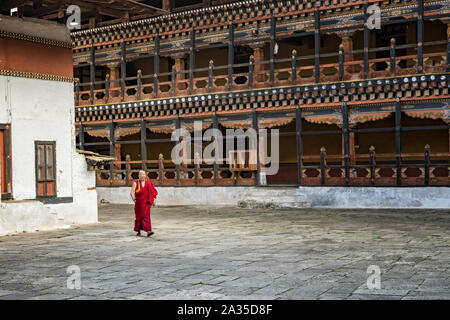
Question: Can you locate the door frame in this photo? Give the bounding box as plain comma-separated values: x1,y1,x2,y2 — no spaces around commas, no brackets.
34,140,57,199
0,124,12,200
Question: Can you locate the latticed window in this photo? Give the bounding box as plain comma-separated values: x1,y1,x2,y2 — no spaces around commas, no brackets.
35,142,56,197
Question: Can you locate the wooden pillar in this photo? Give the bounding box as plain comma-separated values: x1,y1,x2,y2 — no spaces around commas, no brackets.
173,53,187,82
114,144,121,170
269,12,276,87
342,133,356,166
189,27,195,95
363,1,369,79
105,74,110,103
292,49,297,85
320,147,326,185
252,109,260,186
107,63,120,87
446,22,450,72
349,132,356,166
89,45,95,105
417,0,424,74
79,124,85,150
258,133,266,185
175,116,181,186
250,44,265,83
208,59,214,92
339,45,344,81
424,144,430,186
248,55,254,88
341,103,350,185
109,121,115,186
158,153,164,185
390,38,397,76
75,78,80,106
162,0,172,12
314,9,321,83
107,62,120,98
180,131,190,179
154,35,160,99
120,40,126,101
296,107,303,185
339,33,354,78
395,99,402,186
369,146,376,185
213,112,218,185
172,53,188,94
140,119,147,170
125,154,131,186
228,23,234,91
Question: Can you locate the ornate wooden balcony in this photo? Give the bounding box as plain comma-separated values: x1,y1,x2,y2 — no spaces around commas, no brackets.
75,39,450,108
74,0,449,189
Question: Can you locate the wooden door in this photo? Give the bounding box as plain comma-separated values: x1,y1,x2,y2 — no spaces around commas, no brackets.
36,142,56,197
0,125,11,197
0,129,6,194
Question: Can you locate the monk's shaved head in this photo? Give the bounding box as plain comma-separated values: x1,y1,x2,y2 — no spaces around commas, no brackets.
138,170,147,181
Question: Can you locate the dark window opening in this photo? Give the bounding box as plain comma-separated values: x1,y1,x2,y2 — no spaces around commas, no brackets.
376,23,408,70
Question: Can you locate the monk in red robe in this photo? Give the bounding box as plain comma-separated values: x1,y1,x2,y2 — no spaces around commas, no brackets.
131,170,158,237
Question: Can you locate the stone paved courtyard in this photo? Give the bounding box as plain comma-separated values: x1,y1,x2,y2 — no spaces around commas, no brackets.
0,204,449,300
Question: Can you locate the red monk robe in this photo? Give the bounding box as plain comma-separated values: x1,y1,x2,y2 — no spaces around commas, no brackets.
133,179,158,233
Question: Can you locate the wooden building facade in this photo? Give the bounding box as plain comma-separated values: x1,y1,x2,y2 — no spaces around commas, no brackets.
72,0,450,187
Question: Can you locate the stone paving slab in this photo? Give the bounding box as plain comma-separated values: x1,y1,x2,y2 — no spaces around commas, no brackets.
0,204,449,300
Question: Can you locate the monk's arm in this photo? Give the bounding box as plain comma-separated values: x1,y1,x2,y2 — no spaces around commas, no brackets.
130,182,136,203
151,184,157,205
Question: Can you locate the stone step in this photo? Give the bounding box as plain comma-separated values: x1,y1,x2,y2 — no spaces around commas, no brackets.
244,196,307,203
237,199,310,209
239,187,310,209
249,190,291,196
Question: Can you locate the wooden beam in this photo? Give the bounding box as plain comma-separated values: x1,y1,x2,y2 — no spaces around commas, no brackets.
34,0,137,19
0,0,32,10
125,0,169,13
33,0,42,9
30,3,64,17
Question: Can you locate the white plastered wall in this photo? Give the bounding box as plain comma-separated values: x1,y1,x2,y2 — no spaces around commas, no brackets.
0,75,98,236
1,76,74,199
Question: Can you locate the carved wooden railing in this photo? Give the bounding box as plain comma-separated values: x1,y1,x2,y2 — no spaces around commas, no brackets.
301,145,449,186
74,39,450,106
95,145,449,187
96,153,256,187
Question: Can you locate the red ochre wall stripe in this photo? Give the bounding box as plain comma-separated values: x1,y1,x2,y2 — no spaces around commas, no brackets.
0,38,73,79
